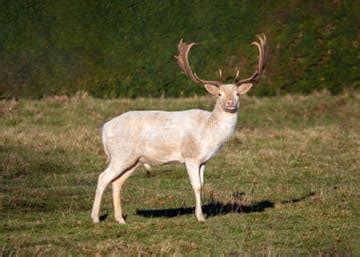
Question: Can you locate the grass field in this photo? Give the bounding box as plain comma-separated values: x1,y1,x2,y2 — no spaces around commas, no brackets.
1,91,359,256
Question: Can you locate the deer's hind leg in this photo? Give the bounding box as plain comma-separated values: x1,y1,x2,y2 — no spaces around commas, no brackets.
112,163,139,224
91,156,138,223
143,163,152,177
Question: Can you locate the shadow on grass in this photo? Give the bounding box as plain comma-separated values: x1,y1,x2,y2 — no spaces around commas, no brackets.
280,191,315,204
136,192,315,218
1,145,76,179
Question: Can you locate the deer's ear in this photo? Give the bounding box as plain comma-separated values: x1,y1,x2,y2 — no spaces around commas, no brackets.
237,83,253,95
204,84,220,96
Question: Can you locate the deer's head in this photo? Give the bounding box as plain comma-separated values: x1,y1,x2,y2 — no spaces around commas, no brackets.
175,35,267,113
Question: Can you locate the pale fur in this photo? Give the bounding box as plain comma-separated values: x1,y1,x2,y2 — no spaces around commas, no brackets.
91,83,252,223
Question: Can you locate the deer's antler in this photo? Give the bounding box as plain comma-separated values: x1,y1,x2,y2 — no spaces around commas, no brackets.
235,34,267,85
175,39,222,87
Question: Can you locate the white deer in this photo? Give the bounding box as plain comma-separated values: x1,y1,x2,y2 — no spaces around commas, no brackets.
91,35,267,223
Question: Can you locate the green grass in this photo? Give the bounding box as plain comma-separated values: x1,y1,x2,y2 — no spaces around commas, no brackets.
1,91,359,255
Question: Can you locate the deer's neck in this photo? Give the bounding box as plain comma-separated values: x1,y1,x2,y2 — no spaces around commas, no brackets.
207,101,238,137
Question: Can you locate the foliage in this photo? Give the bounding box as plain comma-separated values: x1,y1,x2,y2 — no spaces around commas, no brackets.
1,92,359,255
0,1,359,98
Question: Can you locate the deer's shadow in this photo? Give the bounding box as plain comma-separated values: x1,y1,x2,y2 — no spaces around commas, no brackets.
136,192,315,218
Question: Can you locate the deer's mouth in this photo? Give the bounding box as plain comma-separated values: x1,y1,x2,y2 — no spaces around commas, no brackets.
225,106,238,113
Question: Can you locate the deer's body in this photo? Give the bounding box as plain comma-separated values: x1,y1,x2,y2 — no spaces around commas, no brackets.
91,35,267,224
103,104,236,167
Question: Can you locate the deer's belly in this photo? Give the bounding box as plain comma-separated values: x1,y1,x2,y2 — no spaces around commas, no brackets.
140,143,185,165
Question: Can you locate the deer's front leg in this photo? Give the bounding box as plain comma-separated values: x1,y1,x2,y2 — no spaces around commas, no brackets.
185,160,205,222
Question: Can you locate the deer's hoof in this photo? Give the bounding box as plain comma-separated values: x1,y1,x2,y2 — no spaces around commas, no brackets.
196,215,206,222
116,217,126,224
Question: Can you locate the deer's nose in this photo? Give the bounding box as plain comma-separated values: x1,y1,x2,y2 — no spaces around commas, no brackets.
226,100,235,106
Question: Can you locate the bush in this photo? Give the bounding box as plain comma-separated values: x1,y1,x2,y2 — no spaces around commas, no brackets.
0,1,359,98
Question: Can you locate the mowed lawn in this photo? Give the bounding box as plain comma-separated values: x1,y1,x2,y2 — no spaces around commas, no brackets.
1,92,359,256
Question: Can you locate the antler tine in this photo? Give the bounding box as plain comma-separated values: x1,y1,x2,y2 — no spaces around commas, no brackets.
235,34,267,85
175,39,221,87
233,69,240,83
